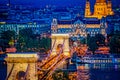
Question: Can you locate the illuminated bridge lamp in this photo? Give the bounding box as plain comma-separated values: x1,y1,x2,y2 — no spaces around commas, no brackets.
63,52,70,57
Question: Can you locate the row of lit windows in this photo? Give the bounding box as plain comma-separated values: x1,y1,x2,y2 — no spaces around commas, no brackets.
87,29,100,32
0,27,18,30
87,31,99,34
54,28,100,33
70,34,87,37
96,8,105,11
0,24,49,29
0,27,49,31
32,26,50,30
0,24,50,34
78,29,86,32
96,3,106,6
57,30,71,33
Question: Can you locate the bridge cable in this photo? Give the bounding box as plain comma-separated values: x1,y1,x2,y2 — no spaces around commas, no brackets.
41,38,66,80
23,64,30,80
5,64,15,80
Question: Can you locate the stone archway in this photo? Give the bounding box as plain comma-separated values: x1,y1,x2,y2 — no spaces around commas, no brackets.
56,44,63,54
16,71,26,80
5,53,38,80
51,34,70,56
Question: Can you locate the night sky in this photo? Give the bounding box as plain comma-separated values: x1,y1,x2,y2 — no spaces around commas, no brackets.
0,0,120,8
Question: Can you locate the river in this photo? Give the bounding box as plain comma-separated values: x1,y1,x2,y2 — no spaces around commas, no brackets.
0,61,120,80
77,63,120,80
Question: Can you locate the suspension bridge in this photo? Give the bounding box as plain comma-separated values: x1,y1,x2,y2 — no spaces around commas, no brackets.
5,34,71,80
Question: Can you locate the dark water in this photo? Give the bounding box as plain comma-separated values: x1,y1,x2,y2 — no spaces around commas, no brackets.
0,61,120,80
0,61,7,80
77,63,120,80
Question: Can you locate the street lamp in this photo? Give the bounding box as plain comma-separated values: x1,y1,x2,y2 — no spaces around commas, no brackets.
7,0,10,7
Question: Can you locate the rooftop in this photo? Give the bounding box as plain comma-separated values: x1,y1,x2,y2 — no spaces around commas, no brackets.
7,52,38,58
58,20,74,24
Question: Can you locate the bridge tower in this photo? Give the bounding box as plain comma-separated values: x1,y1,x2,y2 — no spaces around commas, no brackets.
51,34,70,57
5,53,38,80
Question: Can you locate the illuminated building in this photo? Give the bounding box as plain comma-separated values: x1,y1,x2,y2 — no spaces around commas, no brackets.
85,18,101,36
0,20,51,35
73,18,86,37
106,14,120,34
51,15,107,38
0,5,51,35
85,0,114,19
51,1,109,38
85,0,91,17
51,18,58,33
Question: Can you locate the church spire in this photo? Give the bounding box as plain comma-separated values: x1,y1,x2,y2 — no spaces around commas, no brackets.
85,0,91,17
107,0,114,15
51,18,58,33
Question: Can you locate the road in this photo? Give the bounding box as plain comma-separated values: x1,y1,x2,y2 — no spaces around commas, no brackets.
37,52,68,80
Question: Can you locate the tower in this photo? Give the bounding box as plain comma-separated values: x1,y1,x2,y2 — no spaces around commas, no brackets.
107,0,114,15
51,34,70,57
85,0,91,17
51,18,58,33
5,53,38,80
94,0,107,19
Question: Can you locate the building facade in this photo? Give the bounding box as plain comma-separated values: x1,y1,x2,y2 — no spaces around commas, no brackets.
0,22,51,35
51,15,107,39
85,0,114,19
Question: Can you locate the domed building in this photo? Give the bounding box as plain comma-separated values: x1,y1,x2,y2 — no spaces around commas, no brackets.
85,0,114,19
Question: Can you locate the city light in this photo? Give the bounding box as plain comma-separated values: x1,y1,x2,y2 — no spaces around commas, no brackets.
0,0,120,80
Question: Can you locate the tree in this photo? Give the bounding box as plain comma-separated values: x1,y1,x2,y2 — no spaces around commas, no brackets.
52,69,69,80
19,28,33,38
0,30,15,42
16,28,52,52
17,28,34,52
46,37,51,50
86,34,90,46
88,37,98,54
9,37,14,47
95,34,105,46
17,35,26,51
109,34,120,54
108,31,120,54
40,37,51,51
0,39,9,52
0,30,15,52
80,38,86,44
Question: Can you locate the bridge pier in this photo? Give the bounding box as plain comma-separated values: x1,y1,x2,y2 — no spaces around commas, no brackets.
5,53,38,80
51,34,70,57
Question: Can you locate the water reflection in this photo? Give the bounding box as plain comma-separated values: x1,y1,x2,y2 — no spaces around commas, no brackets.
77,63,120,80
1,61,120,80
0,61,7,80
